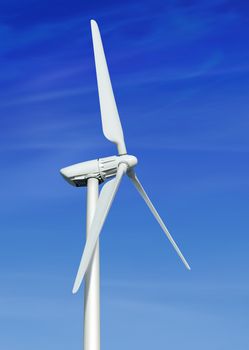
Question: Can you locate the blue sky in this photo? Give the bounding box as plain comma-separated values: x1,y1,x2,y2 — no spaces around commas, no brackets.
0,0,249,349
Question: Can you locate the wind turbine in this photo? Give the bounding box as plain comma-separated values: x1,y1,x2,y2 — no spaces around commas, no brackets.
60,19,190,350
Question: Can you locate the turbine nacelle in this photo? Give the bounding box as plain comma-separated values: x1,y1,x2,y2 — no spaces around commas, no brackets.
60,154,137,187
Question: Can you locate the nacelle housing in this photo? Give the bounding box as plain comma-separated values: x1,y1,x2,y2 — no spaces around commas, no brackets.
60,154,137,187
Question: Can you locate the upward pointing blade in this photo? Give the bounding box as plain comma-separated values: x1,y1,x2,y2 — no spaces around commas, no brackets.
72,163,127,294
91,20,127,155
128,170,191,270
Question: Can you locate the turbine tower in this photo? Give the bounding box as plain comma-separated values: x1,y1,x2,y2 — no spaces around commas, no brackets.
60,19,190,350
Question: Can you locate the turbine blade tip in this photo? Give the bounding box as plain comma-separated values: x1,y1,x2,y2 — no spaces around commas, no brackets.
72,282,79,294
90,19,97,27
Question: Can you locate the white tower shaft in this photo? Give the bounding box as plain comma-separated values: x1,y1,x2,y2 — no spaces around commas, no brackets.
84,178,100,350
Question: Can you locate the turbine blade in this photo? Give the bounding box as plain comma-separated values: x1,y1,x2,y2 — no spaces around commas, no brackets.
91,19,127,155
72,163,127,294
128,170,191,270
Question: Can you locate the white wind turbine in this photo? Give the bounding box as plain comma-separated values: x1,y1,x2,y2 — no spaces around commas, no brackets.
60,19,190,350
